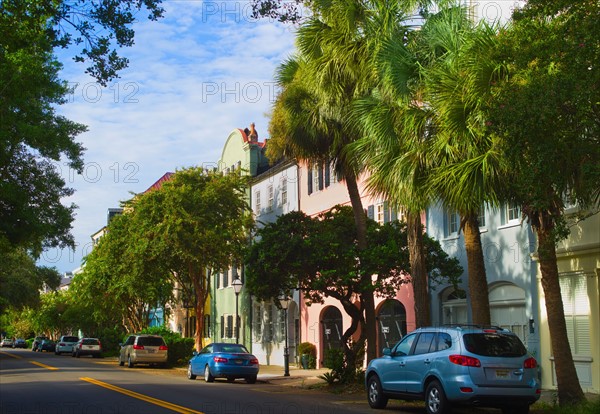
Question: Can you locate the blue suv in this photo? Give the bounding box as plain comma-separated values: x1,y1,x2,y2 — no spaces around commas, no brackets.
365,325,540,414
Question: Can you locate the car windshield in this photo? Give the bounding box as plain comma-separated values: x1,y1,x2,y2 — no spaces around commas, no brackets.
462,333,527,357
63,336,79,342
82,339,99,345
214,344,249,353
138,337,165,347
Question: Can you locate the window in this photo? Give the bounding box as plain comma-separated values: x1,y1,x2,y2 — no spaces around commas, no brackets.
226,314,234,338
394,333,416,356
478,205,486,228
267,185,273,212
435,333,452,351
216,270,220,289
560,273,591,356
413,332,436,355
255,190,261,215
281,178,288,205
376,204,385,224
314,164,323,191
203,315,211,337
222,270,229,288
253,303,262,342
444,210,459,237
507,204,520,222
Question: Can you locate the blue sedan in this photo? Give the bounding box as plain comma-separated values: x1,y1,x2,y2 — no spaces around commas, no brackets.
188,343,259,384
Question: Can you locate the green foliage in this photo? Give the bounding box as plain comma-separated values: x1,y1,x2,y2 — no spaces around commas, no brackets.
318,370,340,385
298,342,317,357
247,206,461,304
0,238,61,314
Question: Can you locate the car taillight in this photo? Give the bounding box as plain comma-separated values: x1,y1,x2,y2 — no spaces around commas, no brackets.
159,345,168,350
214,356,228,363
449,354,481,367
133,344,144,350
524,357,537,369
249,358,259,365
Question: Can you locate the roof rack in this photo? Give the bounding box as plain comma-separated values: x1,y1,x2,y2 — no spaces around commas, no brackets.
442,324,507,331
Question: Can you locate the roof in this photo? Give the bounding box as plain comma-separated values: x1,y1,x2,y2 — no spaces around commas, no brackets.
144,172,174,193
238,128,266,148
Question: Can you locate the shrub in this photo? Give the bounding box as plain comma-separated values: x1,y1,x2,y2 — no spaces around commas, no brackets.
298,342,317,357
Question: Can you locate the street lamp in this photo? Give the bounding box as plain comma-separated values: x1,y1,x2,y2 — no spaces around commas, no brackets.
232,278,243,344
279,296,291,376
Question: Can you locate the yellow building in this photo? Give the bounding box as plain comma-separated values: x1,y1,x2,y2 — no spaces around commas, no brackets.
538,207,600,393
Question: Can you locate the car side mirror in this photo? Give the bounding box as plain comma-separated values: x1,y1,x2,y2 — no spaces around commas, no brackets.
382,348,392,356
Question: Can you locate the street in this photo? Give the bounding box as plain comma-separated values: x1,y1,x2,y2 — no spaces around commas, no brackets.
0,349,368,414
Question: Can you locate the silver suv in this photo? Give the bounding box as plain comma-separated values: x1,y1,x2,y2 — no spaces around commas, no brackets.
366,325,540,414
119,334,168,368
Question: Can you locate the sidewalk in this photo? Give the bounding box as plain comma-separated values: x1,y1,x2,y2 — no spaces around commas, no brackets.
257,364,331,388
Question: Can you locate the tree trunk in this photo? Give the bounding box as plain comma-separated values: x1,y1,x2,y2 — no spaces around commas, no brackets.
462,214,490,325
407,210,430,328
536,220,585,406
344,172,377,364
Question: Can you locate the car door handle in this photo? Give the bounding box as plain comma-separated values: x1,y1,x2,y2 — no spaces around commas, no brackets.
399,362,406,367
424,359,432,364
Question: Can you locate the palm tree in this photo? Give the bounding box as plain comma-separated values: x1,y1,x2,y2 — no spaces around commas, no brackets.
353,4,508,326
267,0,386,363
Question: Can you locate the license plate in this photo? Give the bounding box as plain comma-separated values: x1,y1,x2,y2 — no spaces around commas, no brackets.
234,359,243,365
148,349,156,353
496,369,509,378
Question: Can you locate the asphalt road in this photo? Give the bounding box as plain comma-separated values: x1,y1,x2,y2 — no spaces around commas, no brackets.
0,348,370,414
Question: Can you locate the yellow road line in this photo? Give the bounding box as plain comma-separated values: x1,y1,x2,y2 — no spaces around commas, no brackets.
0,351,21,359
80,377,204,414
30,361,59,370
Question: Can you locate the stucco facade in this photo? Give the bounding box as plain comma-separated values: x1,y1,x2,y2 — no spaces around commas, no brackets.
426,202,541,356
210,127,270,350
249,160,300,366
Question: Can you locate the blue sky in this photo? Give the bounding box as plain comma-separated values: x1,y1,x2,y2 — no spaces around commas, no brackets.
38,0,521,274
39,1,297,273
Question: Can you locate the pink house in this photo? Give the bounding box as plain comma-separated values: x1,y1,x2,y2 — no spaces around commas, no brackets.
297,161,417,367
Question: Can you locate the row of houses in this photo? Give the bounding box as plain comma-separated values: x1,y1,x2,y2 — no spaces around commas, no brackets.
79,125,599,394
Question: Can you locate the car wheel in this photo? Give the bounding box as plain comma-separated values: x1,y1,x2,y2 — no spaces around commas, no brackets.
118,355,124,366
245,375,257,384
127,356,134,368
204,365,215,383
501,405,530,414
367,374,388,409
425,380,450,414
187,364,196,380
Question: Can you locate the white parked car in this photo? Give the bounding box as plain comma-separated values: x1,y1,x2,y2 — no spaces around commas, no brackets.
55,335,80,355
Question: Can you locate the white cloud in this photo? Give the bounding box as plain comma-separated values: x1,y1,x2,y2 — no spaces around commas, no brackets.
39,0,296,272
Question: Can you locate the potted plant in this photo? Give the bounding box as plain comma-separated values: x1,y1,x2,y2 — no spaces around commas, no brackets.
297,342,317,369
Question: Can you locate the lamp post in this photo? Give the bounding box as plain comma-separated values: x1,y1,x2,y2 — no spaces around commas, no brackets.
232,278,243,344
279,296,291,376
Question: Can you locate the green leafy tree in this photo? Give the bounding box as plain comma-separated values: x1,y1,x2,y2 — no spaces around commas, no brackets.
0,238,61,315
131,168,254,351
486,0,600,406
246,206,462,378
1,0,164,313
71,211,173,333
